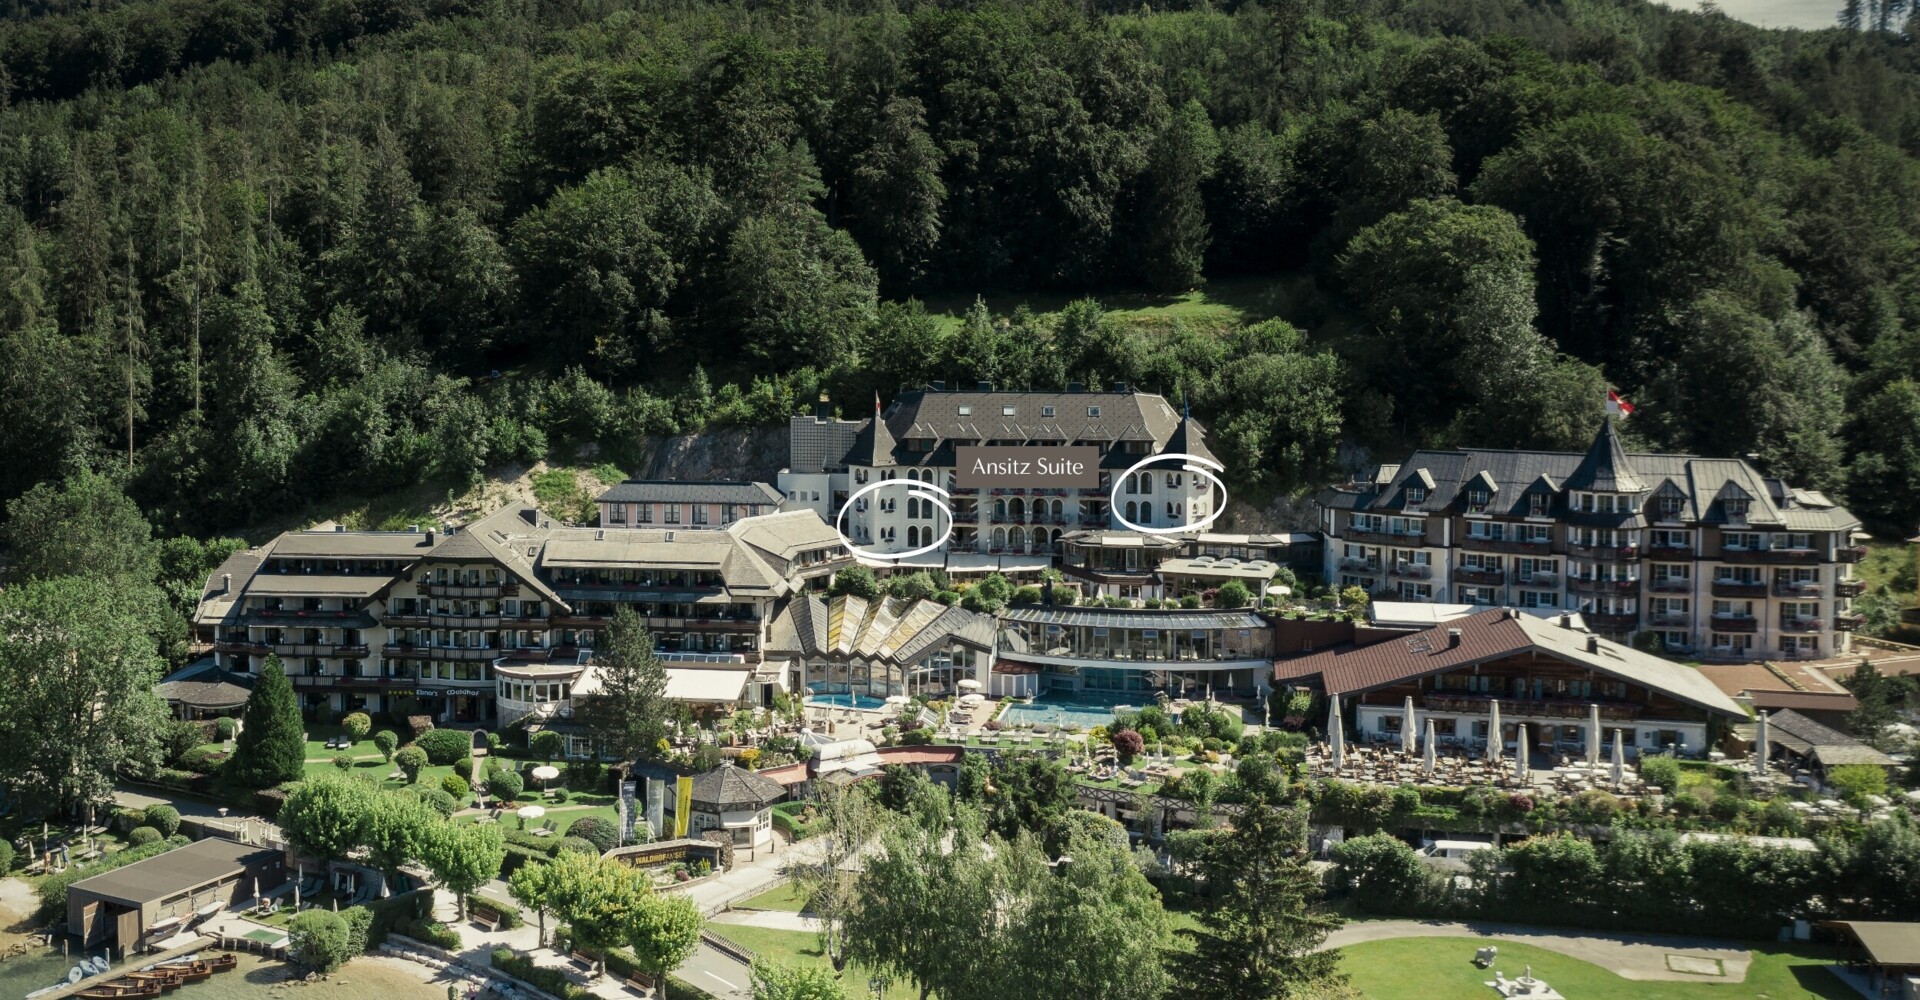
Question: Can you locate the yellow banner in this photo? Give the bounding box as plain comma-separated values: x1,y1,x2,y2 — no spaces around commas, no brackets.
673,775,693,838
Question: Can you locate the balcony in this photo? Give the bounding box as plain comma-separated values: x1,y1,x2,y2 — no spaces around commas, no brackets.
1389,562,1431,580
1585,611,1640,631
1453,567,1506,586
1646,543,1694,559
1718,547,1820,566
1346,524,1426,543
1835,612,1867,632
1836,579,1866,598
1710,579,1768,599
1338,558,1381,573
1421,692,1641,721
1568,577,1639,594
1779,617,1825,634
1709,615,1759,633
1570,543,1641,562
1837,546,1868,563
420,582,513,598
1460,534,1553,556
272,642,369,658
1513,573,1557,588
289,674,425,690
1648,613,1691,629
1649,578,1692,594
382,643,498,661
1773,580,1825,598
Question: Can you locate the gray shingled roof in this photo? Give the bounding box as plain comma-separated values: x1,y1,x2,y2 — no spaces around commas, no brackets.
595,480,783,505
688,763,786,810
1563,419,1647,493
1764,709,1898,768
69,838,281,907
830,387,1202,470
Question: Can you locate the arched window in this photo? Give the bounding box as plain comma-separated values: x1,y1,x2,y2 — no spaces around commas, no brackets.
907,526,920,547
992,528,1007,550
995,499,1008,519
1009,498,1025,520
1140,473,1154,494
1124,501,1137,521
1009,527,1027,552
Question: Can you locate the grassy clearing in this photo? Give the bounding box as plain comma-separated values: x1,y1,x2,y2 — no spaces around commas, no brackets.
1854,542,1916,599
1337,937,1854,1000
736,882,811,912
921,273,1331,338
700,925,922,1000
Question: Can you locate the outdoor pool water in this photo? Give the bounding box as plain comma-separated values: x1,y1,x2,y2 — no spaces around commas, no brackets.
999,694,1128,729
806,693,886,710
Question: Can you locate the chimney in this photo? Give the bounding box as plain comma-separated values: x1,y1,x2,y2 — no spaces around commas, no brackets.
1447,628,1461,648
813,393,832,420
1559,614,1573,629
425,529,436,545
1587,635,1601,653
221,573,232,593
595,529,605,541
977,381,994,392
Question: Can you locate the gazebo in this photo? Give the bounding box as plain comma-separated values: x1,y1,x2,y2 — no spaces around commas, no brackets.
155,662,256,720
684,762,786,858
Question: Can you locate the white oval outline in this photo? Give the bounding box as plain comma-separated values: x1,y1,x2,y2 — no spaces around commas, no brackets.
1109,452,1230,535
834,477,956,562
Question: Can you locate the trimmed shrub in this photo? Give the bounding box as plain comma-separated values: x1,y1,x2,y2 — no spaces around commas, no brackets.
289,909,352,972
341,712,372,742
409,785,458,818
177,746,229,773
331,754,353,770
373,730,399,762
547,788,570,804
488,770,524,803
111,807,147,833
403,919,461,950
396,746,428,782
341,905,374,957
552,836,598,857
416,728,471,766
443,774,472,800
492,948,594,1000
127,827,161,847
214,717,237,740
1638,755,1682,794
143,804,181,838
565,817,618,854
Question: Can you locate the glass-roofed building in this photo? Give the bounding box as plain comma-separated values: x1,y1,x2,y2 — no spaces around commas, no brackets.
994,605,1273,700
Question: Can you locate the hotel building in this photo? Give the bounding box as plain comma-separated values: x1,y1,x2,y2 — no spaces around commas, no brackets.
777,383,1217,574
1315,421,1866,661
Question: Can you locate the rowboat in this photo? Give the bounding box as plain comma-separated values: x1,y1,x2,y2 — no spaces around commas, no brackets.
75,983,161,999
121,971,183,991
149,963,210,983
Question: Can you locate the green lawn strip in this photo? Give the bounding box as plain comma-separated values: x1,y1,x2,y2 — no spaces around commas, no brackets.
1337,936,1853,1000
703,925,923,1000
735,883,810,912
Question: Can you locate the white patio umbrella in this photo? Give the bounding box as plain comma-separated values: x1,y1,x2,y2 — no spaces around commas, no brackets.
1486,700,1502,765
1514,724,1530,785
1611,729,1626,787
885,694,910,708
1328,698,1345,772
517,805,546,830
531,765,561,793
1422,719,1437,778
957,679,982,691
1754,711,1770,775
1587,703,1601,767
1401,696,1417,754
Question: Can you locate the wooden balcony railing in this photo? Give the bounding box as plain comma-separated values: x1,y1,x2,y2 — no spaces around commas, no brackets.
1709,615,1759,633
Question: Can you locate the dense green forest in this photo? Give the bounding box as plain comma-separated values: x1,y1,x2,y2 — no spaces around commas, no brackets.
1,0,1920,540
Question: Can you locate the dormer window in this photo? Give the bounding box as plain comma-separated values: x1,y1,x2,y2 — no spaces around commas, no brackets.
1659,495,1684,519
1528,493,1549,517
1042,406,1055,417
1467,489,1490,511
957,405,972,416
1406,487,1427,505
1002,405,1016,416
1725,498,1749,519
1087,406,1101,417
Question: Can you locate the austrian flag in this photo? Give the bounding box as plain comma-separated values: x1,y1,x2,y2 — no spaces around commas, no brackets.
1606,390,1635,417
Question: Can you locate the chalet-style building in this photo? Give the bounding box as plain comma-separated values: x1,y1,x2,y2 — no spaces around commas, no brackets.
995,605,1274,701
1316,420,1866,661
595,480,785,530
1059,529,1320,602
192,504,852,723
1274,607,1748,758
777,384,1216,572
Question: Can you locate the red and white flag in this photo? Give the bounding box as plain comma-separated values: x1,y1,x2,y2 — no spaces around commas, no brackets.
1606,390,1635,417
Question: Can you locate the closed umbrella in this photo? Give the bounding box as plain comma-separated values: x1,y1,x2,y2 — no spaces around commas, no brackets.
1401,696,1417,754
1587,703,1601,767
1328,698,1345,772
1486,700,1503,765
1514,724,1530,785
1754,711,1770,775
1611,730,1626,788
1422,719,1436,778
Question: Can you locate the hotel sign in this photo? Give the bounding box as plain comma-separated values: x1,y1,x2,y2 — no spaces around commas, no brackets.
955,445,1100,489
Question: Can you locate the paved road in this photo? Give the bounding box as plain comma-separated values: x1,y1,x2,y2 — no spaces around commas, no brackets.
678,944,752,999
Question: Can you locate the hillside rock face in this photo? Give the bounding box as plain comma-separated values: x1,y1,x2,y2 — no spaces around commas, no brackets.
633,425,791,483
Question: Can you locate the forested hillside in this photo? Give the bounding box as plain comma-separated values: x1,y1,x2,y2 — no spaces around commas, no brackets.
1,0,1919,540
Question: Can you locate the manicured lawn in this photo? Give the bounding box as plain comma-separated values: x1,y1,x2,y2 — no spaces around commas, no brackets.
1338,937,1855,999
737,883,811,912
702,925,921,1000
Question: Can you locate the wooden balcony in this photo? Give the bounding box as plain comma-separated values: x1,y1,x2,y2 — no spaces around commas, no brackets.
1459,535,1552,556
383,644,498,661
1718,548,1820,565
419,582,515,598
1338,558,1382,574
1835,612,1866,632
1837,546,1868,563
1344,524,1427,544
1389,562,1431,580
1568,577,1639,594
1835,579,1866,598
1646,544,1694,559
1709,615,1759,633
1453,567,1505,586
1778,617,1825,634
1648,613,1692,629
1421,692,1641,721
1648,578,1692,593
1585,611,1640,631
1513,573,1557,588
1570,543,1640,562
273,642,369,658
1772,581,1825,599
1710,580,1768,599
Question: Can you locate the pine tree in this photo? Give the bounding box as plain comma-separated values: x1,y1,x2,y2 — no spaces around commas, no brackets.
230,657,305,787
576,608,669,763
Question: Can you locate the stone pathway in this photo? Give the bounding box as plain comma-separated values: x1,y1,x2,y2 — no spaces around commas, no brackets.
1319,919,1753,982
709,909,818,932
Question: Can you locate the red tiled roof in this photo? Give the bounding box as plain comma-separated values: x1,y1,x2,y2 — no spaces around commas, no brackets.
1274,609,1535,696
875,746,965,766
757,761,810,786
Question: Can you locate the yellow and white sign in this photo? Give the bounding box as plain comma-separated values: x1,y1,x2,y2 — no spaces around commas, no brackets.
673,775,693,838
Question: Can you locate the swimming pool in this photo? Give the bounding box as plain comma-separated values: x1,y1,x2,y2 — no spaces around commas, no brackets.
806,693,887,710
998,695,1127,729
